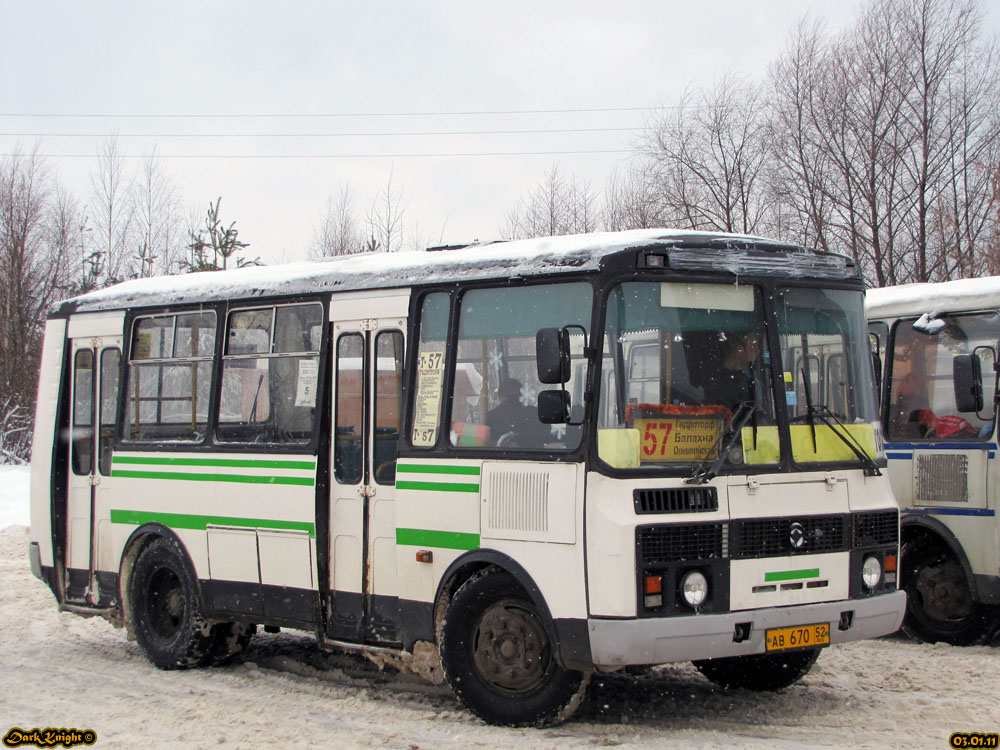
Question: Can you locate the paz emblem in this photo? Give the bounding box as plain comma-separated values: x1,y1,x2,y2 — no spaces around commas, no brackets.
789,522,806,550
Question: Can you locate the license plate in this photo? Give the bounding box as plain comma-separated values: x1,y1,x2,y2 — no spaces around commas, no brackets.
765,623,830,651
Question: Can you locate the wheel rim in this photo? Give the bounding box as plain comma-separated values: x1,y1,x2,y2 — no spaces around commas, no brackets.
912,556,973,625
146,566,186,641
471,600,553,696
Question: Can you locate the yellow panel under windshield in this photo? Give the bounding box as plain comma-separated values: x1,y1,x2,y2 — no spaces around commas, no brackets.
789,423,877,463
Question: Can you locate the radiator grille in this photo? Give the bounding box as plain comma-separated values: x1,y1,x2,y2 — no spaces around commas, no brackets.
637,523,727,563
916,454,969,504
852,510,899,547
731,515,847,558
634,486,719,514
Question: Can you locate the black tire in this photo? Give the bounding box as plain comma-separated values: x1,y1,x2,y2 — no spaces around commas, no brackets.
204,622,256,666
900,542,1000,646
439,567,590,727
129,537,215,669
693,648,819,691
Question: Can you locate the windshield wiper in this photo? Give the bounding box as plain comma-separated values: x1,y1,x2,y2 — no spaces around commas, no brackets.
798,365,881,476
687,401,757,485
808,404,883,477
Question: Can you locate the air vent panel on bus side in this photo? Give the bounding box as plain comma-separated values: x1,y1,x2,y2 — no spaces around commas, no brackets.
480,462,577,544
916,454,969,504
633,487,718,514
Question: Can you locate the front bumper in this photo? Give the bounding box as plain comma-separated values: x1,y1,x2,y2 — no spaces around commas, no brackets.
588,590,905,667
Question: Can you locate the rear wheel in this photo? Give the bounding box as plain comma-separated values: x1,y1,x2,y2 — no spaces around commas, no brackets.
693,648,819,691
900,542,1000,645
440,568,589,727
129,537,214,669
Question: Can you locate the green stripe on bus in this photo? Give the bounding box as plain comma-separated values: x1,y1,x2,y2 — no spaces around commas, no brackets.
396,528,480,550
395,480,480,493
111,470,315,486
765,568,820,583
112,456,316,471
396,463,481,476
110,509,315,536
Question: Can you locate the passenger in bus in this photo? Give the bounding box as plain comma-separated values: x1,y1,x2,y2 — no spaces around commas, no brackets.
890,369,934,438
708,332,760,412
487,378,536,447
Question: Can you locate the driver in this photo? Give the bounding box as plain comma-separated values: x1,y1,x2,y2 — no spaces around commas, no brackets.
709,332,760,412
486,378,535,446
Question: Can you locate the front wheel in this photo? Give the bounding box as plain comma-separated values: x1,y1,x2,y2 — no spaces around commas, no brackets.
900,542,1000,645
129,537,215,669
439,568,589,727
693,648,819,691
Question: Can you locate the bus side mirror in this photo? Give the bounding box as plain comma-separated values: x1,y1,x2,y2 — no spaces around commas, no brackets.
953,354,983,413
537,389,571,424
536,327,570,385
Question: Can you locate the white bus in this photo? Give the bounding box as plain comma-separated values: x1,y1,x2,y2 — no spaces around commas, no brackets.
867,277,1000,645
29,229,904,726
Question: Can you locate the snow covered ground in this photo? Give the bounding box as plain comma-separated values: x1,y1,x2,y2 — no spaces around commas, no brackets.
1,468,998,748
0,465,30,529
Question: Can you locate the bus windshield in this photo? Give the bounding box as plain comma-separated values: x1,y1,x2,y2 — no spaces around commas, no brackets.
775,286,880,465
597,281,881,472
597,281,777,470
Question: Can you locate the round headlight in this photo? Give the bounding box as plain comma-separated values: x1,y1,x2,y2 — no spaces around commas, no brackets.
681,570,709,608
862,555,882,589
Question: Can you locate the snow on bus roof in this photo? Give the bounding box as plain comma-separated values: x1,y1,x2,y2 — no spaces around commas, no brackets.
56,228,807,315
866,276,1000,318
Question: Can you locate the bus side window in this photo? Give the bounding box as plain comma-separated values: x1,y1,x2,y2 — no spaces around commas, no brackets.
448,282,592,451
126,312,216,443
374,331,404,484
888,313,999,441
334,333,364,484
217,302,322,446
99,349,121,476
410,293,449,449
71,349,94,475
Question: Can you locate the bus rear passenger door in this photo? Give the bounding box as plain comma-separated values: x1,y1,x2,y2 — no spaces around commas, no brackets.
329,316,406,643
66,336,121,605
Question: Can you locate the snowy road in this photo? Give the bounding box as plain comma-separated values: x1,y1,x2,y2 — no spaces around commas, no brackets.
1,525,997,749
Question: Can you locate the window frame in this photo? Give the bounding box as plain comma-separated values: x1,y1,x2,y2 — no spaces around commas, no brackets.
116,296,328,454
403,277,598,459
885,312,1000,444
215,300,325,447
122,309,219,445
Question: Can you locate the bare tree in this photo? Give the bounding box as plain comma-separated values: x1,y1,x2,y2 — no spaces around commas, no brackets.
767,0,999,285
365,169,407,253
133,150,182,277
603,162,664,231
501,163,600,239
767,18,837,252
0,146,74,460
988,162,1000,274
88,135,134,285
310,185,364,258
642,72,773,235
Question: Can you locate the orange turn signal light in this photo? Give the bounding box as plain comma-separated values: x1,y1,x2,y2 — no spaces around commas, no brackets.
884,554,897,572
416,550,433,563
644,575,663,595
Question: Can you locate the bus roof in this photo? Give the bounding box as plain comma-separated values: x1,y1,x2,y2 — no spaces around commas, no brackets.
54,228,854,315
866,276,1000,319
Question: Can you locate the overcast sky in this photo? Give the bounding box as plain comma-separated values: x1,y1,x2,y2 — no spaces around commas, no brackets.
2,1,998,265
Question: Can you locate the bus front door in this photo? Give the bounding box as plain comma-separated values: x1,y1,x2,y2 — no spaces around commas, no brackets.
328,318,405,643
65,337,121,606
